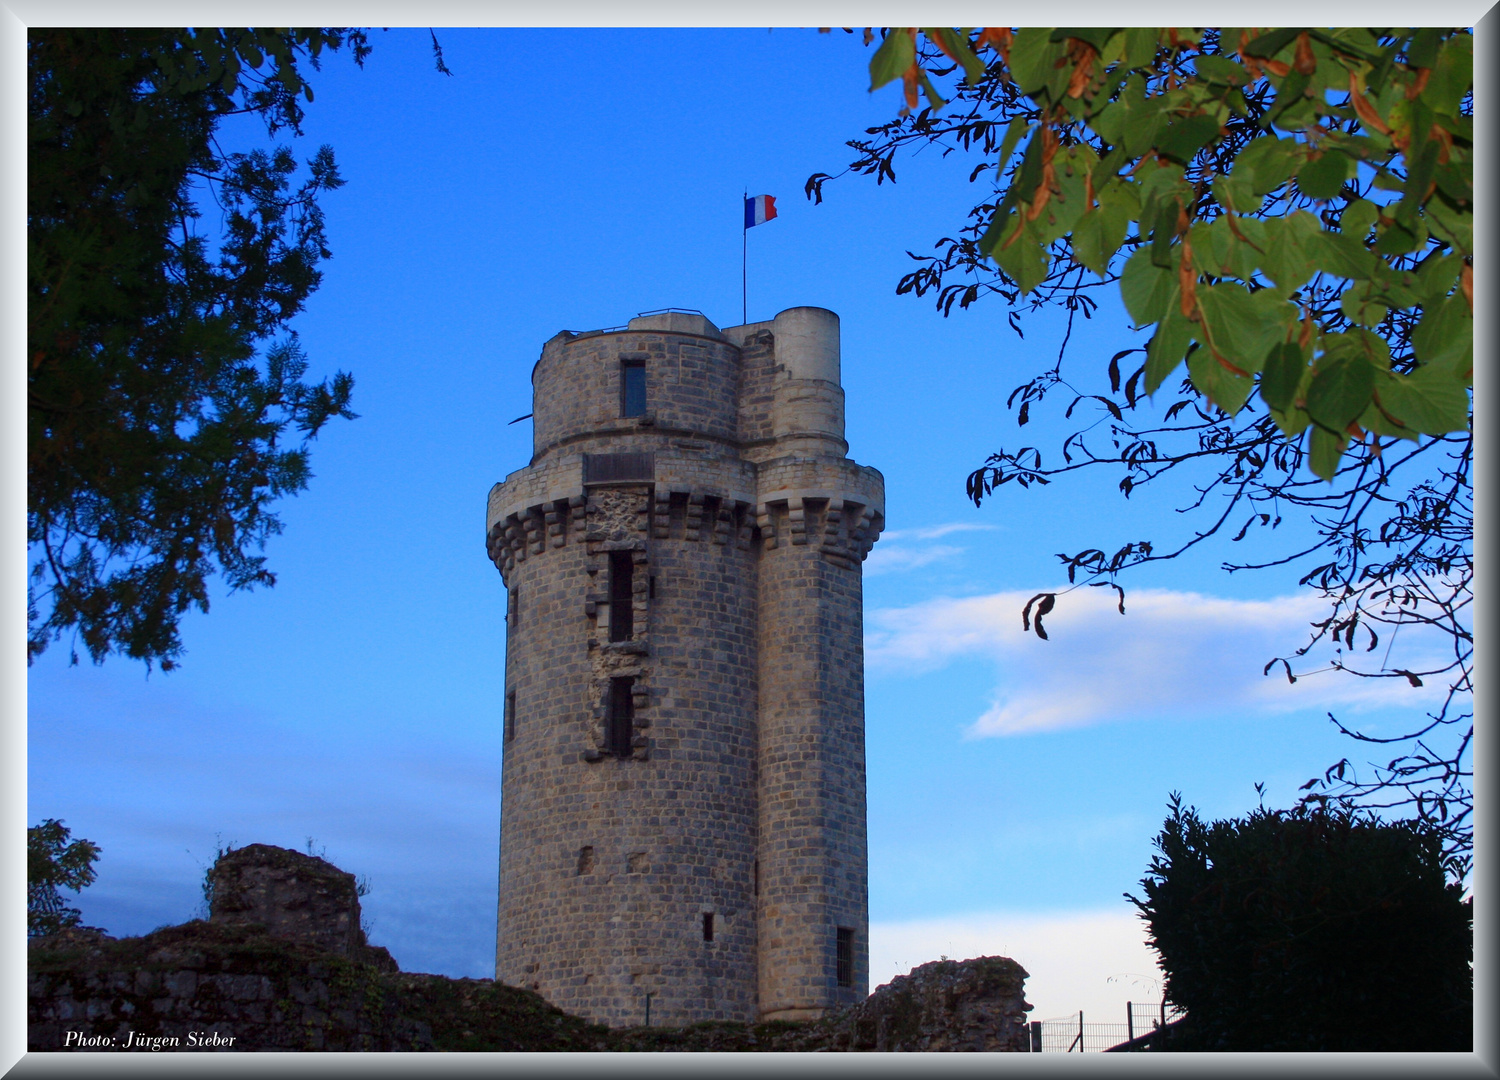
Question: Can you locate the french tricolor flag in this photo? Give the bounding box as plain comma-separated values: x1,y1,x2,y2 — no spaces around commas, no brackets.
744,194,777,229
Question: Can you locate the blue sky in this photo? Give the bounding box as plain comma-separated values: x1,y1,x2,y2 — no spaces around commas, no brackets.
22,27,1465,1023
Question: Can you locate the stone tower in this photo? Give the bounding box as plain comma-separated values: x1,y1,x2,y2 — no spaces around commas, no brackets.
484,307,884,1028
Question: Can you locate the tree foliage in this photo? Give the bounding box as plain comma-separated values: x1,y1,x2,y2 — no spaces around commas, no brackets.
28,29,366,671
28,819,102,937
812,27,1472,876
1129,795,1471,1050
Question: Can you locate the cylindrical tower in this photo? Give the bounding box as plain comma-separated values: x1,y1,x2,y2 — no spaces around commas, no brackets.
486,307,883,1027
747,308,881,1020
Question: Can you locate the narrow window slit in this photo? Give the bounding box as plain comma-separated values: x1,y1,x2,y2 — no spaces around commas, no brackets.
609,551,634,641
702,913,714,942
836,927,854,988
607,676,635,757
620,359,646,417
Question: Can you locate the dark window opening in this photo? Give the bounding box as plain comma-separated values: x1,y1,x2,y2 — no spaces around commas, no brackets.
576,846,595,875
609,552,634,641
836,927,854,988
648,574,656,599
507,586,518,630
607,676,635,757
504,690,516,743
702,913,715,942
753,859,760,897
621,359,646,418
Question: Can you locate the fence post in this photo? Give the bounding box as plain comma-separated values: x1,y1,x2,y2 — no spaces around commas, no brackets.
1127,1001,1134,1043
1078,1011,1084,1052
1030,1020,1042,1053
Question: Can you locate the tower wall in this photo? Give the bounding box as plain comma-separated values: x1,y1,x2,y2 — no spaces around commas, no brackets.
487,307,883,1027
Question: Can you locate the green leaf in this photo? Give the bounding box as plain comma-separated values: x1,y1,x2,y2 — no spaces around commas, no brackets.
1193,54,1252,86
1009,28,1071,100
869,30,915,91
1339,286,1387,328
1407,27,1444,69
1411,294,1473,378
1188,345,1256,415
1093,97,1130,146
1305,352,1376,434
1313,229,1377,280
1189,218,1259,280
1034,144,1096,244
992,218,1050,295
1013,130,1046,202
1432,163,1473,210
1232,135,1299,196
1072,183,1134,277
1256,212,1322,293
1270,400,1311,438
1374,218,1423,256
1243,27,1305,59
1412,253,1462,305
1120,246,1177,326
1357,393,1419,442
994,116,1032,175
1260,341,1306,412
1145,310,1194,395
1307,424,1348,481
1375,365,1471,435
1296,150,1351,200
1425,194,1473,257
1265,70,1311,128
1150,197,1181,267
1101,76,1168,157
1136,158,1186,221
1050,28,1116,51
1195,282,1286,375
1122,28,1158,69
1339,199,1378,243
1212,173,1258,214
1157,113,1221,165
1424,33,1473,118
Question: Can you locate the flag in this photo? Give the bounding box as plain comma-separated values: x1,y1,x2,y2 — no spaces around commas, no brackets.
744,194,777,229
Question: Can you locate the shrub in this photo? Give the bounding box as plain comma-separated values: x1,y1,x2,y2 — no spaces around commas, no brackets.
1130,796,1471,1051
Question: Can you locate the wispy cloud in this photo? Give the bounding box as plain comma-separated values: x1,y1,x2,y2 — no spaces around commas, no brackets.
864,544,966,575
879,522,999,543
864,522,998,576
866,586,1451,737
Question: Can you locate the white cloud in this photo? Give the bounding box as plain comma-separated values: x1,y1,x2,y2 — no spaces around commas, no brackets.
865,586,1453,737
863,522,999,576
863,543,965,575
870,909,1166,1024
879,522,999,542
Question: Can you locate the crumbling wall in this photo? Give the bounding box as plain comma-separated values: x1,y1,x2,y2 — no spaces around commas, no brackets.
207,844,394,971
27,922,607,1052
29,844,1033,1052
828,956,1033,1051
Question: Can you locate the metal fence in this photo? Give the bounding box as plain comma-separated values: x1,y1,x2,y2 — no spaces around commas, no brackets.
1030,1002,1184,1052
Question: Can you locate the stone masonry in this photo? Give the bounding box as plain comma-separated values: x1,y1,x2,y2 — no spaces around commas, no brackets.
206,844,396,972
485,307,884,1027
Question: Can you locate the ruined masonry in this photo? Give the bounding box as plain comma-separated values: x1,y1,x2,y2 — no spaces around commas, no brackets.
485,307,885,1027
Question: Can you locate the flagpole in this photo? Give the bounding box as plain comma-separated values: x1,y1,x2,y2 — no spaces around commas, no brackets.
742,190,748,326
